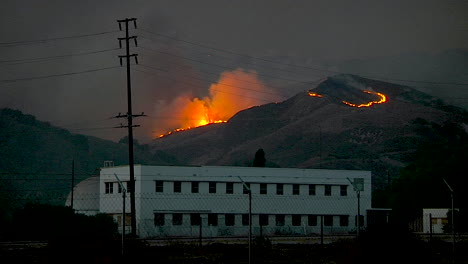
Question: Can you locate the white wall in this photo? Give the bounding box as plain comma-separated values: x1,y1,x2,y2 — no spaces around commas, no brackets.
99,165,372,238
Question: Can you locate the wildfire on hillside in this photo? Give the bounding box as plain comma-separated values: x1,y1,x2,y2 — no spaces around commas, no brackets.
308,92,324,97
156,69,280,139
342,90,387,108
308,89,388,108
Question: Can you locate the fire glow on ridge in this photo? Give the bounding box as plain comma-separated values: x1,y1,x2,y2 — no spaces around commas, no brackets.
342,90,387,108
308,89,388,108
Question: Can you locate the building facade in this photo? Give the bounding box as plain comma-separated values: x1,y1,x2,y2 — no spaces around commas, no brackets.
90,165,372,238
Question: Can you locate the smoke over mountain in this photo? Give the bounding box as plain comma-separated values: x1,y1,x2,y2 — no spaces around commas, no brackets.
151,68,282,137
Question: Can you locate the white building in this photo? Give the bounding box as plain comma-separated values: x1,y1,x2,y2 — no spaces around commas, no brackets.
423,208,450,234
71,165,372,238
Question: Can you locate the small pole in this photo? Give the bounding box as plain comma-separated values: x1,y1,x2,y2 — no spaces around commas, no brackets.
237,176,252,264
429,213,432,242
443,178,455,255
199,215,202,247
71,159,75,209
320,215,324,245
114,173,127,256
357,190,360,238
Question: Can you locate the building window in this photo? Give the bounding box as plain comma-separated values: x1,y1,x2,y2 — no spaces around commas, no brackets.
324,215,333,226
260,183,267,194
243,183,250,194
155,181,164,193
292,215,301,226
191,213,201,226
293,184,300,195
154,213,165,226
172,213,182,225
340,185,347,196
173,181,181,193
242,214,250,226
118,182,127,193
325,185,332,196
276,184,283,195
309,184,316,195
126,181,133,193
340,215,349,226
209,182,217,194
117,214,131,227
191,182,199,193
276,215,285,226
105,182,113,194
259,214,269,226
208,214,218,226
355,215,365,226
226,182,234,194
225,214,235,226
308,215,317,226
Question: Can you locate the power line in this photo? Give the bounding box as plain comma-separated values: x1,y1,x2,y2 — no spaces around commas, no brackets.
138,25,468,87
0,65,121,84
0,30,119,47
0,48,119,65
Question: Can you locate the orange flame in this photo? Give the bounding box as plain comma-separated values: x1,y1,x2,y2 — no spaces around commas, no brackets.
155,69,280,138
342,90,387,108
308,91,324,97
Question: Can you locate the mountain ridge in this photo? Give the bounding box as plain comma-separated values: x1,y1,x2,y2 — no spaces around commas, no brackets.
150,74,467,185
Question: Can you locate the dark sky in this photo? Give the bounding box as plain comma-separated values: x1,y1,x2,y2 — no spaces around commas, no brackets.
1,0,467,142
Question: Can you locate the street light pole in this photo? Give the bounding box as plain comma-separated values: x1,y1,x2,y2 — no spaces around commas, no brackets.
443,178,455,255
238,176,252,264
114,173,127,256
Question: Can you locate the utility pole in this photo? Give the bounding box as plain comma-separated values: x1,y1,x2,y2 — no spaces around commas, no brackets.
115,17,144,237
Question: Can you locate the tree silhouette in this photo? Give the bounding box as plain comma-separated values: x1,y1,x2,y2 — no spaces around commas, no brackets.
253,148,266,167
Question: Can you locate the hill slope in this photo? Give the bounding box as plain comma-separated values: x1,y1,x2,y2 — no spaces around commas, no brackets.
151,74,467,186
0,108,177,207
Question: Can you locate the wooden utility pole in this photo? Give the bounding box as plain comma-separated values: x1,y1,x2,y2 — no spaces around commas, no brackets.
115,17,144,237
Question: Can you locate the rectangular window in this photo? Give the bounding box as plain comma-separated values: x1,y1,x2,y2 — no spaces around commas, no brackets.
154,213,165,226
292,215,301,226
226,182,234,194
126,181,133,193
173,181,181,193
324,215,333,226
259,214,269,226
105,182,113,194
276,215,285,226
340,185,347,196
355,215,365,227
293,184,300,195
309,184,316,195
155,181,164,193
308,215,317,226
260,183,267,194
242,214,250,226
276,184,284,195
118,182,127,193
243,183,250,194
208,214,218,226
325,185,332,196
191,213,201,226
225,214,235,226
340,215,349,227
191,182,199,193
172,213,182,226
209,182,217,194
